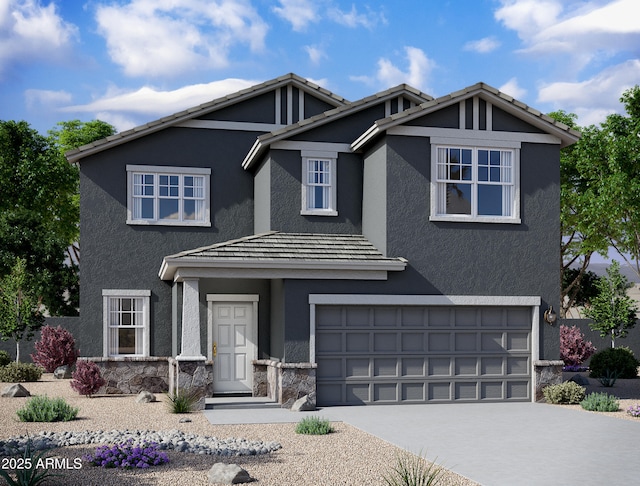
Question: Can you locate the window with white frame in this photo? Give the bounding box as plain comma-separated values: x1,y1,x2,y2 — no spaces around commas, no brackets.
301,157,337,215
102,290,150,357
431,145,519,223
127,165,211,226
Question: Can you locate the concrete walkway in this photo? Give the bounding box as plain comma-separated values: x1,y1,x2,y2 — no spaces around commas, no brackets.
204,400,640,486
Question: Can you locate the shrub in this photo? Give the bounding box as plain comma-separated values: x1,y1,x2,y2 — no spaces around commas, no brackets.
626,404,640,417
597,369,618,387
589,347,640,379
295,416,334,435
580,392,620,412
0,436,62,485
0,362,43,383
16,395,79,422
70,361,105,397
383,450,445,486
83,439,169,469
0,350,11,367
542,381,586,404
165,388,201,414
31,325,79,373
560,325,597,367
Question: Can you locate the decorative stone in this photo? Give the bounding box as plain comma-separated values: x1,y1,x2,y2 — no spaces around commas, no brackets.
207,463,253,484
568,374,590,386
53,365,72,379
291,393,316,412
135,390,156,403
1,384,30,397
179,417,192,423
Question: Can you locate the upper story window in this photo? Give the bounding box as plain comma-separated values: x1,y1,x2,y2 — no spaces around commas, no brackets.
431,145,520,224
126,165,211,226
301,157,337,216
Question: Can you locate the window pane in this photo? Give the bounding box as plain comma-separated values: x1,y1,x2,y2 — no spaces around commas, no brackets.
478,166,488,181
159,199,179,219
118,328,137,354
478,184,503,215
184,199,196,220
446,183,472,214
490,167,501,181
313,185,326,209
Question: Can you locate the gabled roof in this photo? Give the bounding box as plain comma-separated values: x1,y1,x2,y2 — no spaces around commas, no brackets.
159,231,407,281
241,84,433,170
66,73,349,164
352,82,581,151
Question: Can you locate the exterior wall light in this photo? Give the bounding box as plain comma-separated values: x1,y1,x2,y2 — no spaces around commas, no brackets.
544,305,557,325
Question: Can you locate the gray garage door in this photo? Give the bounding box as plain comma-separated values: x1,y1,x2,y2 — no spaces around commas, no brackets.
315,305,531,405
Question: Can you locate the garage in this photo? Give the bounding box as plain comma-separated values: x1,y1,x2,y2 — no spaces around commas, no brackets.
311,295,539,406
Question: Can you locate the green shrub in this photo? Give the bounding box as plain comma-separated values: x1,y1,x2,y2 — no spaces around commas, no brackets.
597,369,618,387
165,388,201,414
589,347,640,379
0,350,11,367
0,362,43,383
580,392,620,412
295,416,334,435
542,381,586,404
383,450,445,486
0,436,62,485
16,395,79,422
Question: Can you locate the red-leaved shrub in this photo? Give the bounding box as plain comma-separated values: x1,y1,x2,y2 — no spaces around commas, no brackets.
560,324,597,367
70,361,105,397
31,325,80,372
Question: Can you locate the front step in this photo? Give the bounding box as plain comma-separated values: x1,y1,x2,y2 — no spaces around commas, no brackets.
205,396,282,410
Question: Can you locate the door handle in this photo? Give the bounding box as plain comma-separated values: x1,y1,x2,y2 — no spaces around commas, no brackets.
213,342,217,358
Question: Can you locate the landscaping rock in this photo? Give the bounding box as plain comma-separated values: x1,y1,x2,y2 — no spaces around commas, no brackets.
53,365,72,379
207,463,253,484
1,384,30,398
568,374,590,386
290,393,316,412
136,390,156,403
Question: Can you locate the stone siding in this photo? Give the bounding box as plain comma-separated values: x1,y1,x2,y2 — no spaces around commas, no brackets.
79,357,170,394
253,360,317,408
534,359,564,401
168,358,214,410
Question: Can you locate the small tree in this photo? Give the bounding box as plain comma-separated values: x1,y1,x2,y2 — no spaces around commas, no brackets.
31,325,80,372
0,258,45,362
584,261,638,348
560,325,597,367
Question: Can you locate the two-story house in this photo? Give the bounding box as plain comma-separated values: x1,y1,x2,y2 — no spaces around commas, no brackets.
67,73,579,406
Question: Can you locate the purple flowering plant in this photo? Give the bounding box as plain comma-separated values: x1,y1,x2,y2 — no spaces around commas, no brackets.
627,404,640,418
83,439,169,469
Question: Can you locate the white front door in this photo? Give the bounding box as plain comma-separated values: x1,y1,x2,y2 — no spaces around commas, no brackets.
209,299,257,393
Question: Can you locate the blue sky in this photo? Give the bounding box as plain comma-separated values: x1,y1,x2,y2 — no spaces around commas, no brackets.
1,0,639,137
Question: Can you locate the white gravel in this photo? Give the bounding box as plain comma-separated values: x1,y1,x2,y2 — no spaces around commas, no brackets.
0,375,479,485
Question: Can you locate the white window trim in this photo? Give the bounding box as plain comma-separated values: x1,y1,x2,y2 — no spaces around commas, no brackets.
126,165,211,227
102,289,151,358
300,155,338,216
429,142,521,224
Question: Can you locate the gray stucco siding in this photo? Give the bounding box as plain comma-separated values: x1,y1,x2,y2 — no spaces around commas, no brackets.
303,93,341,119
78,127,259,357
199,92,276,123
267,149,363,234
492,106,546,133
407,103,459,128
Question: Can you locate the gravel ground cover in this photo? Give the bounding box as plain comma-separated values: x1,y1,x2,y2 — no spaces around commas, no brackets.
0,375,478,485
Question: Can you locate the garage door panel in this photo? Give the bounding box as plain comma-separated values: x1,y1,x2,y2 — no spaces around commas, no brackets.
316,304,532,405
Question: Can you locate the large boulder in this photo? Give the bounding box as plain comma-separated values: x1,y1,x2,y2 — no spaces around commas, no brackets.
54,365,72,379
135,390,156,403
207,463,253,484
1,384,30,398
290,393,316,412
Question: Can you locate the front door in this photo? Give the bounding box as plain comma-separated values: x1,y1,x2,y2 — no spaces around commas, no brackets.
209,298,256,393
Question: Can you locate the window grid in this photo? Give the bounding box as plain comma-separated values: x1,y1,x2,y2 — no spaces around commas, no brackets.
132,172,206,223
306,159,331,210
107,297,145,356
436,147,514,218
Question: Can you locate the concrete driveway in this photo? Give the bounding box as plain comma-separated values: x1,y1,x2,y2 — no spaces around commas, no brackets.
204,400,640,486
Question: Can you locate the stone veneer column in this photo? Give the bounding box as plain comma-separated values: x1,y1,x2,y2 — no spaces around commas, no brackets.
178,278,205,361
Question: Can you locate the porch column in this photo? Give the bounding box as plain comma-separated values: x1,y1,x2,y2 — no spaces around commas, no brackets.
177,278,205,361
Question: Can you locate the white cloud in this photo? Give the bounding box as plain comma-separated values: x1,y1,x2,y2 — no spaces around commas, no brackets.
272,0,318,31
498,78,527,100
326,4,386,29
61,78,259,131
494,0,563,38
95,0,268,78
463,36,501,54
0,0,78,78
353,46,435,93
538,59,640,126
24,89,72,110
304,45,327,65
